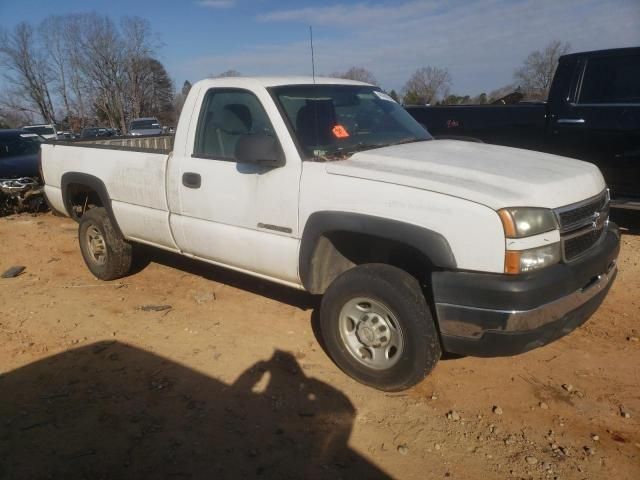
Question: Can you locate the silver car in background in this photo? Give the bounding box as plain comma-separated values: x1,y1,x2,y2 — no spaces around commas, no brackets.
23,124,58,140
129,117,162,136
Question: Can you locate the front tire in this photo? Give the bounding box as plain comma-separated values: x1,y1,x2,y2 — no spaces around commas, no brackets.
320,264,441,391
78,207,132,280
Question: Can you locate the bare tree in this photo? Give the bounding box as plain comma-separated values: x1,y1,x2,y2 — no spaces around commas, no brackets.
39,16,73,126
73,14,129,132
514,40,571,100
402,66,452,105
121,17,156,121
1,13,176,132
330,66,377,85
0,22,56,123
0,104,34,128
63,15,92,130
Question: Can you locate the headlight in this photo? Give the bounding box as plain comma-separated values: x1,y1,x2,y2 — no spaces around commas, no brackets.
505,243,561,274
498,207,558,238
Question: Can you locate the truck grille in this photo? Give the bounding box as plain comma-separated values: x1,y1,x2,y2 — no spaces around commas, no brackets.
563,225,606,261
555,190,609,262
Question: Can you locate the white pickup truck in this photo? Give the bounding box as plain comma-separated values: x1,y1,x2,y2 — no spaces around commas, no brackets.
41,77,619,391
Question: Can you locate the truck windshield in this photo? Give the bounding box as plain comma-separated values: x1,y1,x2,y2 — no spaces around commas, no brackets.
271,85,432,160
23,126,55,135
0,133,43,159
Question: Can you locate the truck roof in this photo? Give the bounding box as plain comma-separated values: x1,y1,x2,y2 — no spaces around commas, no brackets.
561,46,640,60
193,76,373,90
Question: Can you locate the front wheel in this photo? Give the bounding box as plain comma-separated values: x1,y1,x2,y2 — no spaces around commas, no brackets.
319,264,441,391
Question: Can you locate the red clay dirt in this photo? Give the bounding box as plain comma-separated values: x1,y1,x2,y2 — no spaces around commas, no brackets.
1,212,638,479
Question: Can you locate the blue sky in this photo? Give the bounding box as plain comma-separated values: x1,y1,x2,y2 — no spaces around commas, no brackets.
1,0,639,94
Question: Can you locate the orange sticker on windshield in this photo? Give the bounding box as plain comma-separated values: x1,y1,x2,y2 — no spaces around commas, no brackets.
332,125,350,138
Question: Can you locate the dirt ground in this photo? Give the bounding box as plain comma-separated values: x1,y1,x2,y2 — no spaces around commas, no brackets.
0,212,638,480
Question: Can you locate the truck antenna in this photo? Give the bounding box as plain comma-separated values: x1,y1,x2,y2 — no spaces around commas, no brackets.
309,25,316,83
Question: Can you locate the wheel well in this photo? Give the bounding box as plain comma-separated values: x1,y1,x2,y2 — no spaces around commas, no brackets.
65,183,104,220
306,231,434,294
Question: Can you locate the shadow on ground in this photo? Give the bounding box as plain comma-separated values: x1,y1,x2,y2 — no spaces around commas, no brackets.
131,245,316,311
0,344,389,479
130,245,464,365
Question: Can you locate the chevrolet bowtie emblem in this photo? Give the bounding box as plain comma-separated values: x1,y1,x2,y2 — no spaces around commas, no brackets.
592,211,606,230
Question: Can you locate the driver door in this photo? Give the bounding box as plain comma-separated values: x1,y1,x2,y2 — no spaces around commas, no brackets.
166,87,301,285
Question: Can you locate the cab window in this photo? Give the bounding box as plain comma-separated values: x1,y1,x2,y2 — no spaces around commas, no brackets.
194,89,276,160
579,55,640,104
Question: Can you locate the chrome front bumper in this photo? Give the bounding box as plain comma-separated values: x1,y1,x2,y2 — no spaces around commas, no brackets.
436,260,617,338
431,224,620,357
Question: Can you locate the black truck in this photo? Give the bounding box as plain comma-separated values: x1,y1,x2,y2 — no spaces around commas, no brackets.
406,47,640,208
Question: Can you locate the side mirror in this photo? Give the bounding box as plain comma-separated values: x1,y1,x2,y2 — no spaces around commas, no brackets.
235,134,285,167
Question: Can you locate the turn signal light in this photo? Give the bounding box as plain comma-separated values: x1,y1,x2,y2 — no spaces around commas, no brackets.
504,250,521,274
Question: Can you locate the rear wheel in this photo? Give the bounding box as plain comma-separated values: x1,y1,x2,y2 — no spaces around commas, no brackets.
320,264,441,391
78,207,132,280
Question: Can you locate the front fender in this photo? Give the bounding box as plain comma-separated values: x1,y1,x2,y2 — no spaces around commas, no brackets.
299,211,456,293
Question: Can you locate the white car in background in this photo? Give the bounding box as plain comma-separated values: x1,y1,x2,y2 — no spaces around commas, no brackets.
23,124,58,140
128,117,162,136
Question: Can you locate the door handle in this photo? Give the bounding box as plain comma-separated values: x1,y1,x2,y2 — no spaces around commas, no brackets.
557,118,585,124
182,172,201,189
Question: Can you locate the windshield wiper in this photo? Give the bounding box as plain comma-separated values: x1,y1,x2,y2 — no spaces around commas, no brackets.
320,138,428,161
386,137,428,147
327,143,385,158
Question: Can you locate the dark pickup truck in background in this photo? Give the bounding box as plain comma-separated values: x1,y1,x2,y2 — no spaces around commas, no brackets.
406,47,640,209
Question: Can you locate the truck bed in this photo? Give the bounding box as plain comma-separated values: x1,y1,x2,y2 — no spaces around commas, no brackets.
406,104,547,151
41,138,174,249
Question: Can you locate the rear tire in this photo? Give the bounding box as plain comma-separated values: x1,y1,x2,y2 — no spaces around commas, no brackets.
320,264,441,391
78,207,132,280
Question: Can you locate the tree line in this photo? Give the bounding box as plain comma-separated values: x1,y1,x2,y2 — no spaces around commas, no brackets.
1,25,571,131
0,14,175,133
331,40,571,105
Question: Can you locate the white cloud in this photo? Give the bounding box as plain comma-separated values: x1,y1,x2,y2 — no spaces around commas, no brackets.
180,0,640,94
196,0,236,8
258,1,441,25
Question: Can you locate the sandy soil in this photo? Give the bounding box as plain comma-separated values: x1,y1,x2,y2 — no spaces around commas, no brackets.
0,212,638,480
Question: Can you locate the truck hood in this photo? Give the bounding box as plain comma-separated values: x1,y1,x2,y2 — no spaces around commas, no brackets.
0,153,39,179
325,140,605,210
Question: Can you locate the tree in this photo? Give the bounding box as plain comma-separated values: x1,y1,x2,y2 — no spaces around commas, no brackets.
0,105,33,128
402,66,452,105
39,16,72,127
213,70,241,78
121,16,156,121
1,13,178,131
441,94,471,105
61,14,93,129
330,66,377,85
174,80,192,118
514,40,570,101
72,14,128,131
182,80,192,97
0,22,56,123
388,89,399,102
138,57,174,125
